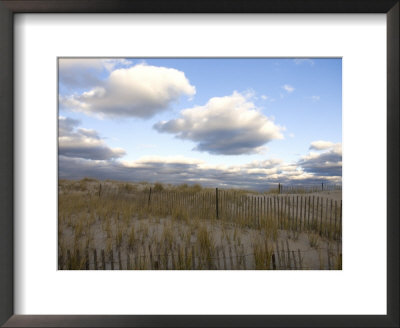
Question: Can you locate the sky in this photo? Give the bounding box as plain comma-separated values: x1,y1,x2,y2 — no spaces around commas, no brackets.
58,58,342,191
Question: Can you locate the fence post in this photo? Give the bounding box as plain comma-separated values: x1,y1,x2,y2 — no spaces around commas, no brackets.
216,188,219,219
322,182,324,191
147,187,152,208
278,183,281,194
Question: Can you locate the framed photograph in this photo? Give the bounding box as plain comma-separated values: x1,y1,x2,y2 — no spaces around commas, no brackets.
57,56,343,273
0,1,398,327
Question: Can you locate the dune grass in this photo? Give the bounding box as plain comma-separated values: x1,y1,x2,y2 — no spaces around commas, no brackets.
58,178,341,270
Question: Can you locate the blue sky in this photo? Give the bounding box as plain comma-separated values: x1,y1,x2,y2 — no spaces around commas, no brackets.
58,58,342,191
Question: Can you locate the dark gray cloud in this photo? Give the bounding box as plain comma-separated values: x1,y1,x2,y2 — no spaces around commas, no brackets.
58,116,80,136
154,92,284,155
298,144,342,176
58,58,133,91
58,116,126,160
59,153,341,192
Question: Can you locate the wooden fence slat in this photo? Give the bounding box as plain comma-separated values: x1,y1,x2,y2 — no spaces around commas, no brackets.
330,199,333,239
272,253,276,270
229,246,234,270
335,200,338,240
101,249,105,270
216,247,221,270
292,250,297,269
85,249,89,270
110,250,114,270
286,240,291,269
222,247,227,270
241,244,246,270
299,196,303,231
307,196,311,230
118,250,122,270
295,195,299,231
67,250,71,270
192,246,195,270
93,249,98,270
275,241,281,269
280,240,286,269
298,249,303,269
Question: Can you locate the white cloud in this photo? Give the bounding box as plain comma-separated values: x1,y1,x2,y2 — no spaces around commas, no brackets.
154,91,284,155
59,116,126,160
309,140,335,150
282,84,295,93
60,63,196,119
261,95,268,100
122,156,204,168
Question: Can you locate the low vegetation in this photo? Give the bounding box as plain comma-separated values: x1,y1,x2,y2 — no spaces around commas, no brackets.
58,178,342,270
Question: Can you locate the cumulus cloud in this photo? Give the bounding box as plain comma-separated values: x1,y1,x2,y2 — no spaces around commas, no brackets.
59,116,126,160
154,91,284,155
309,140,335,150
298,142,342,176
282,84,295,93
60,63,196,119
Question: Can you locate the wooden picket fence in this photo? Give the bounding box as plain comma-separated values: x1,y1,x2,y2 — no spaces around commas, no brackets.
59,242,342,270
278,183,342,194
96,185,342,240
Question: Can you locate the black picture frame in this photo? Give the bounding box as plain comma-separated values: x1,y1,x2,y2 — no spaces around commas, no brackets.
0,1,398,327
